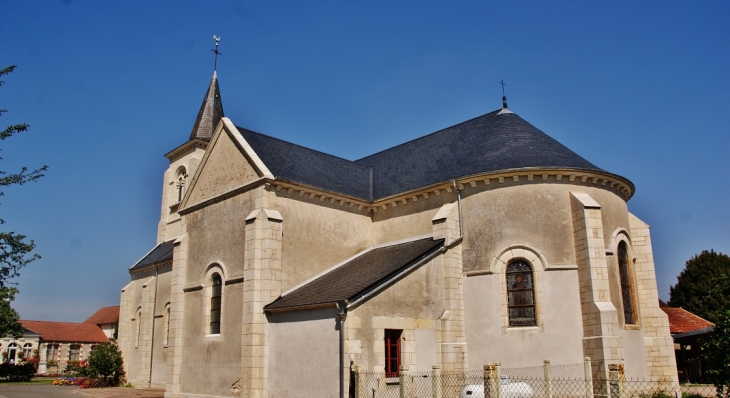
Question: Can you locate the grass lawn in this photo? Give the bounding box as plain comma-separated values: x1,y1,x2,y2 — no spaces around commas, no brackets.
0,376,56,386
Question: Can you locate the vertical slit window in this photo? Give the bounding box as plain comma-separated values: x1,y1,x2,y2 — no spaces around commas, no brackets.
210,274,222,334
135,309,142,348
618,242,636,325
164,305,171,346
384,329,402,378
506,260,536,327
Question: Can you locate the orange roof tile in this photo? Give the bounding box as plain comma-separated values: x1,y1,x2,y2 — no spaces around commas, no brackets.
20,320,109,343
83,306,120,325
661,307,715,335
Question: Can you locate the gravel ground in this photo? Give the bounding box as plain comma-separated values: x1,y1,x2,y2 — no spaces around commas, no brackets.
77,387,165,398
0,385,165,398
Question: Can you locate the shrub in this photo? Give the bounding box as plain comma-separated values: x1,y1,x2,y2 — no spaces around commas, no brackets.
87,342,125,385
0,362,37,381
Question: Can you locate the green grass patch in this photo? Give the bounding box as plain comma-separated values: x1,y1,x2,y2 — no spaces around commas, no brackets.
0,376,56,386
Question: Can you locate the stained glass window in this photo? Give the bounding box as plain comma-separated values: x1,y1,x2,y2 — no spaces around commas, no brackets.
506,260,536,327
618,242,635,325
210,274,222,334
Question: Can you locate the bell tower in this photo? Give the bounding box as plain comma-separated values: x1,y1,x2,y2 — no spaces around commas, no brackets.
156,70,224,243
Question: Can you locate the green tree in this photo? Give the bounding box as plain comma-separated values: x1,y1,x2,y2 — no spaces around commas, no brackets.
0,65,47,336
700,309,730,398
87,342,125,384
669,250,730,323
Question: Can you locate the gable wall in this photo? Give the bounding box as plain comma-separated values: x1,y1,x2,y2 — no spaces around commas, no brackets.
180,190,254,396
185,131,261,208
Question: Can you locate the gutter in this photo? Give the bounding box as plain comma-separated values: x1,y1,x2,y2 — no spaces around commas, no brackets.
335,301,348,398
148,265,159,388
453,179,463,237
672,326,714,339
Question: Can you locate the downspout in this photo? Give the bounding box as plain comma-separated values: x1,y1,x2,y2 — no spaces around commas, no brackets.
335,300,348,398
452,180,463,237
148,265,159,388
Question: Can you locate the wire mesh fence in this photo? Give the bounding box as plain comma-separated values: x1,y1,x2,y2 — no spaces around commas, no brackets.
352,363,719,398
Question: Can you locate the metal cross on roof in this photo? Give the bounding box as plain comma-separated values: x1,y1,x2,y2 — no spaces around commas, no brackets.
500,79,507,96
211,35,222,71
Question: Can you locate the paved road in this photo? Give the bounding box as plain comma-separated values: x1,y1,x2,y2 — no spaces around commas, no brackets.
0,384,80,398
0,385,165,398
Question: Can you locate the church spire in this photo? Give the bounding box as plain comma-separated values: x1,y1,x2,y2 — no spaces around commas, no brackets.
188,71,224,141
189,37,224,141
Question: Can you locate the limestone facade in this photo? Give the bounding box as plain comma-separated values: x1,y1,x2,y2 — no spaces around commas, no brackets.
119,73,677,397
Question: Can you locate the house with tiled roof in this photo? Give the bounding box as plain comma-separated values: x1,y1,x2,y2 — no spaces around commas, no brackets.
661,306,715,383
0,306,116,374
119,70,677,397
84,305,120,339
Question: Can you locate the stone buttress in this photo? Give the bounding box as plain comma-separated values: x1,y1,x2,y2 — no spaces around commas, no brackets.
629,213,678,382
570,192,623,378
432,202,468,371
241,205,283,398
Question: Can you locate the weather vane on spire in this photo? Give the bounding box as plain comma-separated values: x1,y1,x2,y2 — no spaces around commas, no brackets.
499,79,508,109
211,35,222,71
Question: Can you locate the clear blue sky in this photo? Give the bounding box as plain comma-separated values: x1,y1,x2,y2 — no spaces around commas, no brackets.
2,1,729,322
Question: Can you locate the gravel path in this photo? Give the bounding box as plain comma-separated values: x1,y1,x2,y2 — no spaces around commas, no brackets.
0,385,165,398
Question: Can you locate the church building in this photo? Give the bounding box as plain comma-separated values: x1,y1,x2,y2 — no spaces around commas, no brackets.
118,70,677,398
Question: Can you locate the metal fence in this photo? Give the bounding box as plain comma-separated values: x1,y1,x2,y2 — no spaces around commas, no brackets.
352,360,719,398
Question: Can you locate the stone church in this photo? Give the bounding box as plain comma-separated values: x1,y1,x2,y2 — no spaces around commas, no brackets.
118,71,677,398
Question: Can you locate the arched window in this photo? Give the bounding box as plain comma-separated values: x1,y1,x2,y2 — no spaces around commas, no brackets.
175,167,187,203
210,273,222,334
7,343,18,362
506,260,536,327
617,242,636,325
22,343,32,359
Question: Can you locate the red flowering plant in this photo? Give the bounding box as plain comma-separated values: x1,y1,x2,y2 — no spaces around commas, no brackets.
63,360,90,377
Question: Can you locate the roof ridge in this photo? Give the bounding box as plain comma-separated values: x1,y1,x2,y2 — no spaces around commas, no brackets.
21,320,92,325
354,109,501,164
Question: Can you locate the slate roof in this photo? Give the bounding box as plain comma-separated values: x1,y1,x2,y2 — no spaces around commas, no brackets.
19,320,109,343
265,237,445,311
189,71,224,141
129,240,175,271
238,109,615,201
84,306,120,325
238,127,372,200
661,307,715,335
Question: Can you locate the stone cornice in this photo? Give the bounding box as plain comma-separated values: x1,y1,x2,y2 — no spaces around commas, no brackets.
128,260,172,276
266,168,634,214
164,139,209,162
